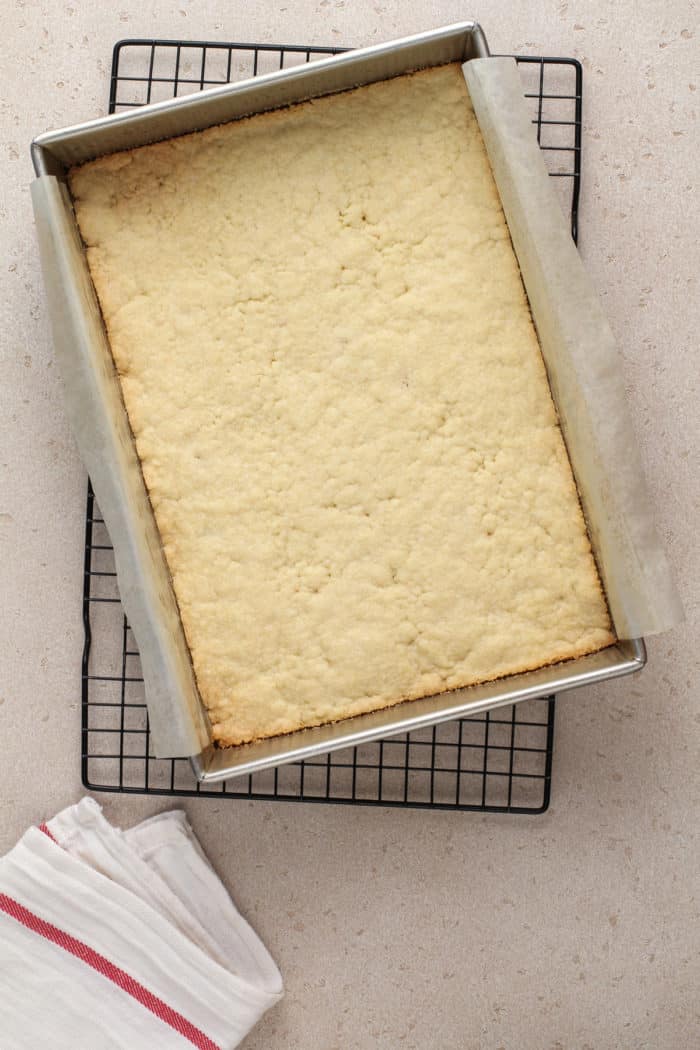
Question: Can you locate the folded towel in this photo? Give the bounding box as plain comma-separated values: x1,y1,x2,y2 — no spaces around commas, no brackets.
0,798,282,1049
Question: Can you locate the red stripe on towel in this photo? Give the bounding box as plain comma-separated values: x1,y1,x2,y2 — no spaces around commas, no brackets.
38,822,58,843
0,893,221,1050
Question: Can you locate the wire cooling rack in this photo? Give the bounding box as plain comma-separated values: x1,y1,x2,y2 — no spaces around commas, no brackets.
82,37,584,812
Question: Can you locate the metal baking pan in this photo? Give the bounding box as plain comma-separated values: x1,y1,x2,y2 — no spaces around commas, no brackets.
31,21,490,175
193,640,645,783
31,21,649,784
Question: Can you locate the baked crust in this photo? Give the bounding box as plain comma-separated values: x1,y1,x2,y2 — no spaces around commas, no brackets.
69,64,614,747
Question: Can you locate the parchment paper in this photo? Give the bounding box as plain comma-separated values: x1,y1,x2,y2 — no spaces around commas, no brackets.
31,58,682,760
31,178,210,757
463,57,683,639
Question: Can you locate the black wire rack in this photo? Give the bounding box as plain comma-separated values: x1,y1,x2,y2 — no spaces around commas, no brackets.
82,37,584,813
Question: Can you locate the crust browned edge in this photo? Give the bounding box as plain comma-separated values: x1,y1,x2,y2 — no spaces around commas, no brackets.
213,631,616,748
66,168,212,718
450,69,617,657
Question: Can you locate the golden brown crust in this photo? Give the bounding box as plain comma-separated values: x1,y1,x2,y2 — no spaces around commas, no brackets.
212,634,614,748
70,64,614,749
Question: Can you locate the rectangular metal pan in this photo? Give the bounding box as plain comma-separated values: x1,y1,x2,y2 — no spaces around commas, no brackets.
31,22,489,176
31,21,649,783
193,640,645,783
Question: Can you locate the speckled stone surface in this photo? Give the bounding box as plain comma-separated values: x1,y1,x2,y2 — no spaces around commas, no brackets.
1,3,698,1048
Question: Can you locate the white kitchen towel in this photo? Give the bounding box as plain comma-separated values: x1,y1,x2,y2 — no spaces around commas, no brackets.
0,797,283,1049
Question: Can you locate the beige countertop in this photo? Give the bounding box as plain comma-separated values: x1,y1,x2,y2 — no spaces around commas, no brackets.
1,2,698,1047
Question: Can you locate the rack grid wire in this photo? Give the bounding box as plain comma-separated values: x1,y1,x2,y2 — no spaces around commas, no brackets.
82,37,584,812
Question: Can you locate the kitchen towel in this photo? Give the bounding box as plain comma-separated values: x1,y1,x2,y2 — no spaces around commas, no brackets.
0,797,283,1049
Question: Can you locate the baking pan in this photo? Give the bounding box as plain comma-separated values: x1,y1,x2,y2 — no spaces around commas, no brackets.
32,21,679,783
31,21,489,176
192,640,646,783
